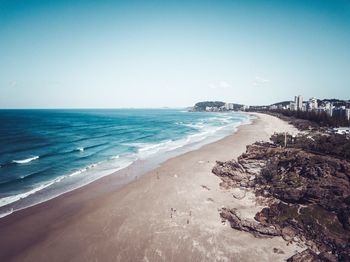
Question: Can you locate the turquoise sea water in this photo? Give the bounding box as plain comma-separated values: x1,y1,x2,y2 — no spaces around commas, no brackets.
0,109,250,217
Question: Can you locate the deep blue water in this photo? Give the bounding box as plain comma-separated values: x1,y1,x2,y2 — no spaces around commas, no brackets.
0,109,249,217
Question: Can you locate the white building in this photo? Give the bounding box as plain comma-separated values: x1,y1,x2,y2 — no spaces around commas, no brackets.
346,108,350,121
317,102,334,116
290,102,297,111
242,105,250,111
224,103,234,110
302,102,307,112
324,102,333,116
290,95,303,111
294,95,303,111
308,97,318,111
324,102,332,110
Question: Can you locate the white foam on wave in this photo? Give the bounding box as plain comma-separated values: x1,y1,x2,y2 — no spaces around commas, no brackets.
184,123,205,129
133,117,244,160
77,147,84,152
68,162,101,178
12,156,39,164
0,164,98,209
0,155,135,214
0,163,107,209
0,175,63,208
0,208,13,218
176,122,205,129
138,140,172,152
0,112,251,218
126,140,173,159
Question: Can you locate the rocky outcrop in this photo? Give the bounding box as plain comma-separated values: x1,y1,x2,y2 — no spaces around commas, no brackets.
213,137,350,261
220,208,280,237
212,160,248,189
286,249,320,262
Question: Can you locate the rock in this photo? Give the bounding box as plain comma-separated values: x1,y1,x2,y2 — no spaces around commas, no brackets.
273,248,285,254
318,252,337,262
212,160,246,184
305,241,318,253
220,208,280,237
281,227,297,242
293,236,300,243
212,135,350,260
232,188,246,200
249,175,256,181
287,249,320,262
239,181,248,187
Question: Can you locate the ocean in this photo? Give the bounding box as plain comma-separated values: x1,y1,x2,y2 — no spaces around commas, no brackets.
0,109,250,217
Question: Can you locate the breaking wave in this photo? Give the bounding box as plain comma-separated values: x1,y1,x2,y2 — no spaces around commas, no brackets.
12,156,39,164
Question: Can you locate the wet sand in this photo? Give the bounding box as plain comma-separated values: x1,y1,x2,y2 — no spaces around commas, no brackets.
0,113,301,262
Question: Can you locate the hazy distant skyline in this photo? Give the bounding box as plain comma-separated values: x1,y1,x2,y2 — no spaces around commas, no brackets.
1,0,349,108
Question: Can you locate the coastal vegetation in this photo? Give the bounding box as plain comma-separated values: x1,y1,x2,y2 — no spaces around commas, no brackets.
214,132,350,261
194,101,225,110
271,133,350,160
268,109,350,128
190,101,244,111
248,97,350,129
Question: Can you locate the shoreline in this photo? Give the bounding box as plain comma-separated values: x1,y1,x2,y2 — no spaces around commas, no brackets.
0,112,251,218
0,113,300,261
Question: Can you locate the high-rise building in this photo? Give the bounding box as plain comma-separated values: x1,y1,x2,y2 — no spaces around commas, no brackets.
324,102,333,116
332,107,347,119
294,95,303,111
346,109,350,121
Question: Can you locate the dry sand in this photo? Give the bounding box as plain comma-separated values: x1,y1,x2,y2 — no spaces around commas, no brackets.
0,113,301,262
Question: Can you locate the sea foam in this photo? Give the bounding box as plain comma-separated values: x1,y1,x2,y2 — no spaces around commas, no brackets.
12,156,39,164
0,109,251,218
0,179,57,208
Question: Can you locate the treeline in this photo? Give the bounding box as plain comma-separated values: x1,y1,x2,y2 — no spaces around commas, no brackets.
271,133,350,160
194,101,225,110
260,109,350,127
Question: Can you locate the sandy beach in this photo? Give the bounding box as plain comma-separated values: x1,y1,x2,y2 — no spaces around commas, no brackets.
0,113,300,262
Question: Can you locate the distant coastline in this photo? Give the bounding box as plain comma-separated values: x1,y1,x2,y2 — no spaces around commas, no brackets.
189,101,247,112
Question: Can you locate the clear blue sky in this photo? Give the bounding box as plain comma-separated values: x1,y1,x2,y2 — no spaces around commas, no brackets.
0,0,349,108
